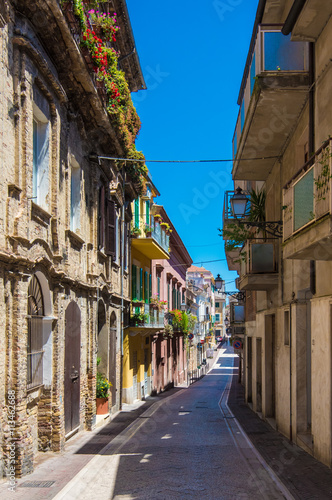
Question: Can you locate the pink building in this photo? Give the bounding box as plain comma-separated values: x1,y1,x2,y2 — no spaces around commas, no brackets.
150,206,192,393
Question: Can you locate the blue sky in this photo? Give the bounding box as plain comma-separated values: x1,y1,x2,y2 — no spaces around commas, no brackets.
126,0,258,290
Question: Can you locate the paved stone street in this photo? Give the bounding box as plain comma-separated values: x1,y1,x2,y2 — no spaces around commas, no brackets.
1,344,292,500
3,344,332,499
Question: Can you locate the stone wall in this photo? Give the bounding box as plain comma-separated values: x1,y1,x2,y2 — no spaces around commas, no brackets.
0,0,135,477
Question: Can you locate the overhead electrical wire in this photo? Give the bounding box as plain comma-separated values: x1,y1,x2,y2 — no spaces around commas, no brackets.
95,155,280,164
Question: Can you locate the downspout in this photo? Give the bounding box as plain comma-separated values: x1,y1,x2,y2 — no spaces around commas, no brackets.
281,0,307,36
309,41,316,295
289,299,293,442
120,170,126,410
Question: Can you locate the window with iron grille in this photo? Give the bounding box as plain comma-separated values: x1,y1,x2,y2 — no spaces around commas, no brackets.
27,275,44,390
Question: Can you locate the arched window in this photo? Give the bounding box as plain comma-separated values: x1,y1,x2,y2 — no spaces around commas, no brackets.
27,275,45,389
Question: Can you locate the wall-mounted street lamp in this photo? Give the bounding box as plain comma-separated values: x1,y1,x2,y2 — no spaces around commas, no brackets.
214,274,224,290
229,187,283,238
214,274,245,302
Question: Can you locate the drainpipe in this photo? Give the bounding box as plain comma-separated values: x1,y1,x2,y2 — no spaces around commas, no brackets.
120,171,126,410
281,0,307,36
289,299,293,442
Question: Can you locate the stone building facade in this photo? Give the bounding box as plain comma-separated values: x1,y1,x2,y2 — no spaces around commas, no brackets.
0,0,145,477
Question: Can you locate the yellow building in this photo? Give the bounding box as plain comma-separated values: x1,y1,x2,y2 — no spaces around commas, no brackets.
123,181,170,403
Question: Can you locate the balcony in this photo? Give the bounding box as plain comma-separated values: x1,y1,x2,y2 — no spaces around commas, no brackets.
232,25,309,180
283,139,332,260
238,241,279,290
229,303,245,337
290,1,332,42
129,304,165,334
131,215,170,260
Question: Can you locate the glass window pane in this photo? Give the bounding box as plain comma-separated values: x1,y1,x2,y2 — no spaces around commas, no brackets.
294,168,314,231
250,52,256,95
264,32,306,71
251,244,274,273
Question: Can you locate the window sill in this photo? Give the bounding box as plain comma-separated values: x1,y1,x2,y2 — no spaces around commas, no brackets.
66,229,84,249
98,249,108,260
31,202,52,227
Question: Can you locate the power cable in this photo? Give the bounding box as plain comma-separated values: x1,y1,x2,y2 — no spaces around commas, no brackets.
94,155,280,164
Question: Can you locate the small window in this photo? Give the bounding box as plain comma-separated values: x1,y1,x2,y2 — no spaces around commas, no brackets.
215,302,220,308
70,161,81,232
284,310,290,346
216,314,220,322
33,114,50,209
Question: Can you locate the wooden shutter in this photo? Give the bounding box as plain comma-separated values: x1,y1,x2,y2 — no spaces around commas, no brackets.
157,276,160,298
98,185,105,249
172,286,176,310
139,268,143,300
144,271,148,303
105,198,116,257
145,200,150,225
124,222,128,269
132,265,137,300
134,198,139,227
149,274,152,301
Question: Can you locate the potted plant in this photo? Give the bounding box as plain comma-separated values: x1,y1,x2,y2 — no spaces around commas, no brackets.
130,312,149,326
153,214,162,223
143,224,153,237
131,226,141,238
96,370,112,415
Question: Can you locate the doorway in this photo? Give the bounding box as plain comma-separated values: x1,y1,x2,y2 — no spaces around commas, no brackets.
64,301,81,435
265,314,276,418
256,338,262,412
109,311,117,407
247,337,252,403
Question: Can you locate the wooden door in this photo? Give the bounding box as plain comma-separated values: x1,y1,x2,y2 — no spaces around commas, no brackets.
64,302,81,434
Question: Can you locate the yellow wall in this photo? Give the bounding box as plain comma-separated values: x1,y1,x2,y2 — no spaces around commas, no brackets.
123,331,152,390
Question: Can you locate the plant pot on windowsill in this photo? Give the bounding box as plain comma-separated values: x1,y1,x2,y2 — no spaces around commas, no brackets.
96,397,109,415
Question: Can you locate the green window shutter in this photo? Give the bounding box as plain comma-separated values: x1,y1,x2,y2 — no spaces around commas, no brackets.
134,198,139,227
167,283,170,309
139,268,143,301
157,276,160,297
132,264,137,300
172,286,176,310
144,271,148,303
145,200,150,225
149,274,152,301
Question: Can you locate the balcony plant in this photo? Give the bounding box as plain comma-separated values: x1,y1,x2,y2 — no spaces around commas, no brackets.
160,222,170,231
163,323,174,338
143,224,153,237
219,188,266,254
131,226,141,237
130,312,149,326
315,144,332,201
150,294,167,311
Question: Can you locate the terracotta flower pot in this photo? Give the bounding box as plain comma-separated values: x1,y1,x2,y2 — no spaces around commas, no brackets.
96,397,109,415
